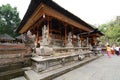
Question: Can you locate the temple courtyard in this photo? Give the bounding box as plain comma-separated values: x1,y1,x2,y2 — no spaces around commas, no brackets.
11,54,120,80
54,54,120,80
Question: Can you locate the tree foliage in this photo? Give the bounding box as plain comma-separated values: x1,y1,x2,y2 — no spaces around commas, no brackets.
98,20,120,45
0,4,21,37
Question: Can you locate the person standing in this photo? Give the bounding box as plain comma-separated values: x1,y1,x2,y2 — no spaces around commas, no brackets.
106,45,111,58
111,46,115,55
115,45,120,56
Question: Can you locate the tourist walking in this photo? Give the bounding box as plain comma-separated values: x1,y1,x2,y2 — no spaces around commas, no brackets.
115,45,120,56
106,45,111,58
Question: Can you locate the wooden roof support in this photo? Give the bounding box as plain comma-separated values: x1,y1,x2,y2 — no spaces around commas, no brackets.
19,6,44,33
47,16,50,39
72,27,74,44
35,26,39,46
49,17,52,38
93,36,97,45
64,24,67,45
28,17,45,34
86,37,89,47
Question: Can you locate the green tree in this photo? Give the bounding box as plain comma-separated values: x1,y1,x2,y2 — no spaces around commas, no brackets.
0,4,21,37
98,20,120,45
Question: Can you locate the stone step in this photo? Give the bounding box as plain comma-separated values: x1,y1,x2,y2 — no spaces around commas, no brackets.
0,67,31,80
25,70,40,80
25,55,102,80
11,76,26,80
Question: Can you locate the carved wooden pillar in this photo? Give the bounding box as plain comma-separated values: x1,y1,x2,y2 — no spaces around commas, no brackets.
94,36,97,45
47,17,50,39
49,18,52,37
36,26,39,46
72,27,74,45
87,37,89,47
80,34,83,47
64,24,67,45
47,17,53,45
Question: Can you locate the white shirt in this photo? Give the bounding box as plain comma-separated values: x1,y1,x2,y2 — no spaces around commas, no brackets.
115,47,119,51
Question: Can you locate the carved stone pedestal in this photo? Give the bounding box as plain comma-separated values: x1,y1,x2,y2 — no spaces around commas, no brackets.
31,56,62,72
31,56,46,72
36,46,53,56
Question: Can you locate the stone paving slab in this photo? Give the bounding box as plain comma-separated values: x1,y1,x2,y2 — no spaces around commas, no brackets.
54,55,120,80
11,76,26,80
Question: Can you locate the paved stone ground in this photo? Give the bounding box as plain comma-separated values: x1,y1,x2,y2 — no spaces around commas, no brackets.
54,54,120,80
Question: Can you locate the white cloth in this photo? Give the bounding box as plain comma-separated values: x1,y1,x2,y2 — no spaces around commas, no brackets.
115,47,119,51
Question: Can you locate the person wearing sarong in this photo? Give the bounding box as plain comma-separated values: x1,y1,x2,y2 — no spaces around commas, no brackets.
106,45,111,58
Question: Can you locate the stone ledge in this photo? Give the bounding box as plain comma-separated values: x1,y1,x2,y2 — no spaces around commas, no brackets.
0,67,31,80
25,55,102,80
32,53,79,62
31,52,87,72
31,51,91,62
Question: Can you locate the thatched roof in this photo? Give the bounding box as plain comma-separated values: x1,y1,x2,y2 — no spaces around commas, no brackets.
16,35,24,40
16,0,95,33
0,34,15,41
15,35,26,42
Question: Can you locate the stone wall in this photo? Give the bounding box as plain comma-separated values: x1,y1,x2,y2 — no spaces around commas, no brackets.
0,44,32,72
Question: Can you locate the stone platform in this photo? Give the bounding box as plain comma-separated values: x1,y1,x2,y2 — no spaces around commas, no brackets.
25,54,102,80
10,47,102,80
31,47,91,72
10,54,102,80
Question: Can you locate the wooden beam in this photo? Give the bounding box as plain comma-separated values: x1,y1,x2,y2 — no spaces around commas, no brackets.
50,29,61,33
35,17,44,27
43,4,91,32
19,4,45,33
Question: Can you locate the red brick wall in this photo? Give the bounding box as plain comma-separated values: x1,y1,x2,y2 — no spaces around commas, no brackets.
0,44,32,58
0,44,26,49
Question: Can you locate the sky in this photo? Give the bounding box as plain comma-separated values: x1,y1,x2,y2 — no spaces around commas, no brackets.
0,0,120,26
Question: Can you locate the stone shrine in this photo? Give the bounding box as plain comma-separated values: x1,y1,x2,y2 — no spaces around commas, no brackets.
16,0,104,75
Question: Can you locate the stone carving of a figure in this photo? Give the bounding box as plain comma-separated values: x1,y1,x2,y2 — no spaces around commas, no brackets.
77,34,81,47
42,25,48,45
82,39,87,47
68,32,72,43
66,32,73,47
24,31,35,47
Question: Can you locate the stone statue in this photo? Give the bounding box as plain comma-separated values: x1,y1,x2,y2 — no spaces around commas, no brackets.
66,32,73,47
23,31,35,47
82,39,87,47
77,34,81,47
68,32,72,42
42,25,48,46
36,25,53,56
